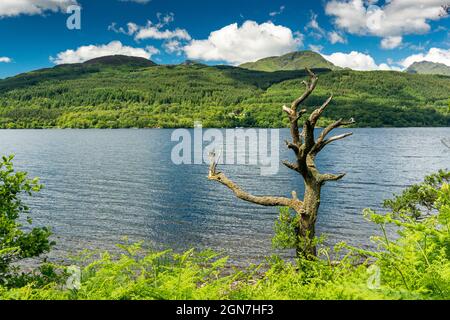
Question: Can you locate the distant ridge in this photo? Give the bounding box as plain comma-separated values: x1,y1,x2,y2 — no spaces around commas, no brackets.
239,51,340,72
405,61,450,76
82,55,157,67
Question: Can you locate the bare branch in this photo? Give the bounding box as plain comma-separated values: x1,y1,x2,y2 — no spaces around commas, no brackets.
310,132,353,156
319,173,346,183
208,152,304,212
301,120,315,157
282,160,299,172
291,68,319,112
316,118,355,145
282,105,293,116
284,69,319,147
309,95,333,127
285,140,299,154
294,109,308,122
323,132,353,146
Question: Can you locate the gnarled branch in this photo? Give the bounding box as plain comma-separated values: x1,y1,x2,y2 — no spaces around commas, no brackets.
208,152,304,213
309,95,333,127
291,68,319,111
319,173,346,183
282,160,299,172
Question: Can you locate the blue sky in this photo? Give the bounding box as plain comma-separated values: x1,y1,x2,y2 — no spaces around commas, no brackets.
0,0,449,78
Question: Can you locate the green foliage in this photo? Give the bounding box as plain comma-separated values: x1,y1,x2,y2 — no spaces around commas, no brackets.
0,59,449,128
360,182,450,298
0,155,54,288
272,207,298,250
0,244,238,300
383,170,450,219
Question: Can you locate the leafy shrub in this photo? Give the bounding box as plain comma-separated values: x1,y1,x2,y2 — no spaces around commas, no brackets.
0,155,54,288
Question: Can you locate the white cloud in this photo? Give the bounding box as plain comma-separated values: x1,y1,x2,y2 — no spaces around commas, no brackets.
326,0,448,48
134,24,191,41
309,44,324,52
183,20,302,65
381,36,403,49
306,12,347,44
145,45,160,56
400,47,450,68
328,31,347,44
50,41,159,64
0,57,12,63
321,51,400,71
269,6,285,17
109,14,191,41
0,0,78,17
305,12,326,39
163,40,183,55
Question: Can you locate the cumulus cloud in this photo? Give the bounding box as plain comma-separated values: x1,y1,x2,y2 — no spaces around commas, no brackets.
321,51,399,71
328,31,347,44
0,0,78,17
133,24,191,41
109,13,191,41
325,0,448,49
50,41,159,64
381,36,403,49
400,47,450,68
163,40,183,55
0,57,12,63
183,21,302,65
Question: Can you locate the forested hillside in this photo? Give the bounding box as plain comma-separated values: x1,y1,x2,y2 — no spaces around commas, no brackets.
239,51,340,72
0,56,449,128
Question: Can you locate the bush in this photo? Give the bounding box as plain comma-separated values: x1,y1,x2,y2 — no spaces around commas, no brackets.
0,155,54,288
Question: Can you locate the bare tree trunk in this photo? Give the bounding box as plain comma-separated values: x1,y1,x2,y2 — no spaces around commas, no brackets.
208,68,354,260
296,177,321,258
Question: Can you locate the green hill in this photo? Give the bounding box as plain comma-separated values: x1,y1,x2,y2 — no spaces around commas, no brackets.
239,51,340,72
406,61,450,76
0,55,448,128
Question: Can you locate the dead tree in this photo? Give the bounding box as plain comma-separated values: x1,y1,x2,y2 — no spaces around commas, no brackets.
208,68,355,259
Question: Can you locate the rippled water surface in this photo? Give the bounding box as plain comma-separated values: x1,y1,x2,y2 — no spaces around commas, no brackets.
0,128,449,263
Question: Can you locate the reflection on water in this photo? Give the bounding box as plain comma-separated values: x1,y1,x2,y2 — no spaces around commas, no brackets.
0,128,449,264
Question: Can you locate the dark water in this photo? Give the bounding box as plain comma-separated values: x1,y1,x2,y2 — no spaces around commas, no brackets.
0,128,449,264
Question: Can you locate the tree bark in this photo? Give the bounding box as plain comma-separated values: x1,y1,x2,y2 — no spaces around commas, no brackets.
297,177,321,258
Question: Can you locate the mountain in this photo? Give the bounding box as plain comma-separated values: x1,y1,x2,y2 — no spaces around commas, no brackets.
239,51,340,72
82,55,156,67
406,61,450,76
54,55,157,69
0,55,449,129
